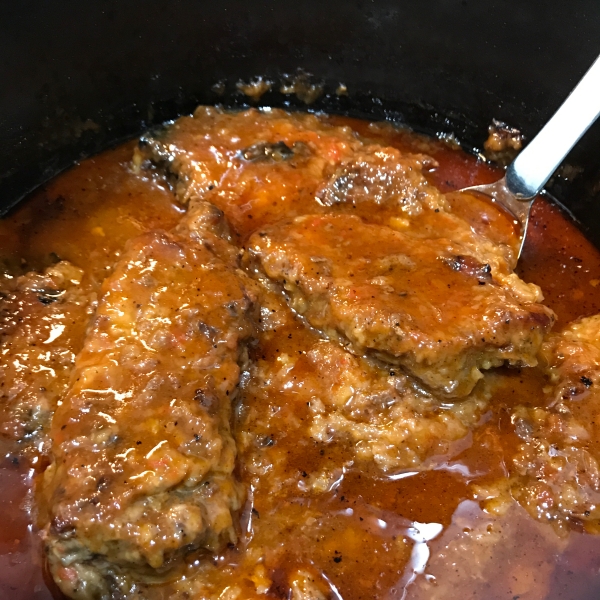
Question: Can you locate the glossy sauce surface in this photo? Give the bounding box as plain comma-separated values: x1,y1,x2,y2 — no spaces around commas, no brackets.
2,116,600,599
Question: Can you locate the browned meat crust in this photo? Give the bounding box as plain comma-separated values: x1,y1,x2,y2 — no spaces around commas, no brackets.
0,262,93,451
245,214,554,397
42,202,255,599
510,315,600,531
134,107,361,232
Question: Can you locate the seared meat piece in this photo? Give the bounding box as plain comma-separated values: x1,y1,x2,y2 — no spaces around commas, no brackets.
246,214,554,396
137,109,523,287
511,315,600,531
0,262,92,450
42,201,255,599
316,145,522,269
135,107,361,233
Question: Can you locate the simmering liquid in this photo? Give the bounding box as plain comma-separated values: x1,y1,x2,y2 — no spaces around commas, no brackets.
2,115,600,600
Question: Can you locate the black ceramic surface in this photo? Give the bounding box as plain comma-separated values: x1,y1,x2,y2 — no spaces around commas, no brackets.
1,1,600,241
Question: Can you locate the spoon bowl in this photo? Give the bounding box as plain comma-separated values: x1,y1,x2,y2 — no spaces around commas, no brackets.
459,178,533,268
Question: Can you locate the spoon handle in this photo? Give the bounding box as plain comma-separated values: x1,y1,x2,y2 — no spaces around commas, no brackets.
506,54,600,199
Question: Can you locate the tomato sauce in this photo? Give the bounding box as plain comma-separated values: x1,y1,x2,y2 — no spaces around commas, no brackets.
2,115,600,599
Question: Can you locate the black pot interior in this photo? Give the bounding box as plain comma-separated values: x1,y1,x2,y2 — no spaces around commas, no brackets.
2,1,600,243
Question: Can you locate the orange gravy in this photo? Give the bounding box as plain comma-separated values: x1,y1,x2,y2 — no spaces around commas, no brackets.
2,117,600,599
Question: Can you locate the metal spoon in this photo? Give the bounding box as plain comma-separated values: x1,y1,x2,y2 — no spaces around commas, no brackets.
461,55,600,265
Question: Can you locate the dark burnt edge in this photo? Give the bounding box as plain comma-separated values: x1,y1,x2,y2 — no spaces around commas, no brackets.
0,76,589,244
